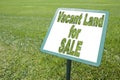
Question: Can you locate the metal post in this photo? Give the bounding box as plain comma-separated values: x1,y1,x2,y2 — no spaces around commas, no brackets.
66,59,72,80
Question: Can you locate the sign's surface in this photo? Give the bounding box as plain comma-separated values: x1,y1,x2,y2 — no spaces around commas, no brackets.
41,8,109,66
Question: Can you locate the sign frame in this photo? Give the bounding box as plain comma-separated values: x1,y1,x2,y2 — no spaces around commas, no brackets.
40,8,109,66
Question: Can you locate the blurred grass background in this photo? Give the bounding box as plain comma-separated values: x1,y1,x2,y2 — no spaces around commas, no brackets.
0,0,120,80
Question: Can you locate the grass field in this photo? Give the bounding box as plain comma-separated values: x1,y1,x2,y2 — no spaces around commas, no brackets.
0,0,120,80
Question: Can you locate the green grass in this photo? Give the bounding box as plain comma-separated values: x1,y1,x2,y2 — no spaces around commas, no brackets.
0,0,120,80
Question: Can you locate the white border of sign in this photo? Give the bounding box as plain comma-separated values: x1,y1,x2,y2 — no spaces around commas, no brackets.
40,8,109,66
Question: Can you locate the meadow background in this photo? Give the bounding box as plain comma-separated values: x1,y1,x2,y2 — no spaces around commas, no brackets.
0,0,120,80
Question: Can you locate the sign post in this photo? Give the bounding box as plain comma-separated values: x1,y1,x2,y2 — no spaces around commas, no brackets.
40,8,109,79
66,59,72,80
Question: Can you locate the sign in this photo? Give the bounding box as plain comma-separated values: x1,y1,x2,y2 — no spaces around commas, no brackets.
41,8,109,66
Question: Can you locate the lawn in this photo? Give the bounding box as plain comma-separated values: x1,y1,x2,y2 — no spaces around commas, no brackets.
0,0,120,80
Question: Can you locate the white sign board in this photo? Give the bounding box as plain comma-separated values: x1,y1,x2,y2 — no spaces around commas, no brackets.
41,8,109,66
